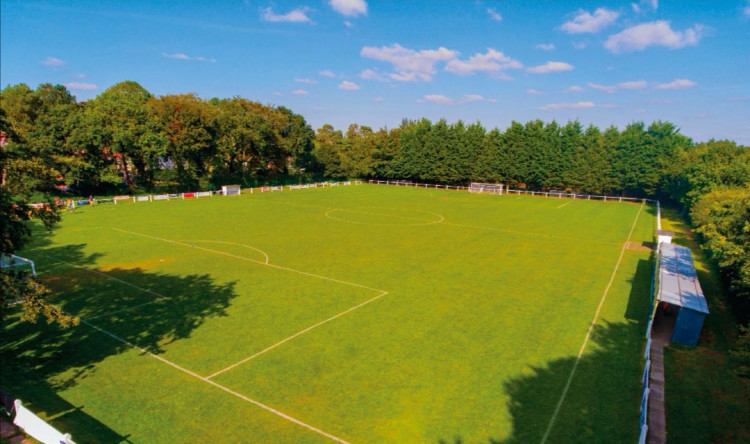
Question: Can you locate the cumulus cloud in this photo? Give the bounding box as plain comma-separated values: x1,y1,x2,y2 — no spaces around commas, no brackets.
360,69,389,82
604,21,704,53
588,82,617,93
162,52,216,62
632,0,658,13
41,57,66,68
295,78,317,84
566,85,585,92
460,94,497,103
417,94,454,104
292,89,309,95
487,8,502,21
527,61,574,74
527,89,543,95
261,6,312,23
64,82,97,91
361,43,458,82
329,0,367,17
618,80,647,90
655,78,696,90
339,81,360,90
561,8,619,34
536,43,555,51
539,101,596,110
319,70,336,78
444,48,523,76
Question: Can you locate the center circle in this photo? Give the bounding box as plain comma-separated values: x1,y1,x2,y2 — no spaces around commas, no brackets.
325,207,444,226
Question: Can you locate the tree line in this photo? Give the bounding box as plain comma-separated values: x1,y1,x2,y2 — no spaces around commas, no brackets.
1,81,748,340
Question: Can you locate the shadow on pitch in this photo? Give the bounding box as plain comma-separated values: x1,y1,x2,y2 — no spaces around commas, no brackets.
1,229,238,443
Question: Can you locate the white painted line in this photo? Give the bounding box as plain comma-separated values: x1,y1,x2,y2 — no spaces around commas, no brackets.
207,291,389,379
42,255,169,300
112,228,387,293
186,240,270,264
86,299,165,320
540,204,645,444
324,208,444,226
439,221,621,246
556,201,573,209
79,319,350,443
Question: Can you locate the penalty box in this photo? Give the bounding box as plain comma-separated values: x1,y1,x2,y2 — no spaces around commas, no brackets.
65,230,384,378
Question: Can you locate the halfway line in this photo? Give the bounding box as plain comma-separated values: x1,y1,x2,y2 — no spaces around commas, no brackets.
540,204,645,444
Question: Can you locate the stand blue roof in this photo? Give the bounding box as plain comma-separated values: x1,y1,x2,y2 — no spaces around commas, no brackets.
658,243,709,314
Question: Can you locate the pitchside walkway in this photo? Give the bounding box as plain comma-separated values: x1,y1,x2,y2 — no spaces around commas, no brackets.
648,311,675,444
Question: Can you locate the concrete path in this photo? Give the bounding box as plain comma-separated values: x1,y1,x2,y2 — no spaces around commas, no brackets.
648,310,675,444
0,417,35,444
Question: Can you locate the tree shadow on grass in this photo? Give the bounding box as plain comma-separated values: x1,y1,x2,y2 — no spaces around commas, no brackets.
439,254,652,443
1,232,238,442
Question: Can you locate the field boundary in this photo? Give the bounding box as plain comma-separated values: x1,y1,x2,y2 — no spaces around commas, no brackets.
540,203,645,444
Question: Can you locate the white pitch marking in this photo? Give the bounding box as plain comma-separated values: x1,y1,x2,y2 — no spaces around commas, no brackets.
539,204,644,444
42,255,169,300
86,299,166,320
79,319,350,443
556,201,573,209
207,290,389,379
112,228,387,293
324,208,444,226
438,221,621,246
186,240,270,264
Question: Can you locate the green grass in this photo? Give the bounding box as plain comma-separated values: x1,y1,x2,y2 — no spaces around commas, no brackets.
1,185,655,443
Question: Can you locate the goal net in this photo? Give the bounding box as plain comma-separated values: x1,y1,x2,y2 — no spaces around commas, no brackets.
1,254,37,278
222,185,241,196
469,183,504,195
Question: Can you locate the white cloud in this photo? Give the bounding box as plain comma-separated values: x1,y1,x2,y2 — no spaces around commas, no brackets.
566,85,585,92
632,0,658,13
273,91,283,96
572,41,588,50
604,21,704,53
487,7,502,21
561,8,619,34
655,78,696,90
162,52,215,62
73,73,86,79
162,53,190,60
745,1,750,17
527,61,574,74
536,43,555,51
540,101,596,110
64,82,97,91
292,89,309,95
41,57,66,68
600,103,619,109
526,89,543,95
360,69,389,82
588,82,617,93
361,43,458,82
444,48,523,76
618,80,647,90
417,94,454,104
295,78,317,84
339,81,360,90
319,70,336,78
261,7,312,23
373,96,384,102
461,94,496,103
329,0,367,17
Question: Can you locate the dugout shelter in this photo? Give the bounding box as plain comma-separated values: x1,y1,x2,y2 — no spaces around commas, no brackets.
656,243,709,346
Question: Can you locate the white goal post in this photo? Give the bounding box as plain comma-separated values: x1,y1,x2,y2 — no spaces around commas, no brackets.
469,183,504,195
222,185,241,196
1,254,37,278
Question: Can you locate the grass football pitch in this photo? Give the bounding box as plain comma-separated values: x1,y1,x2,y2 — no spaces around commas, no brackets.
2,185,656,443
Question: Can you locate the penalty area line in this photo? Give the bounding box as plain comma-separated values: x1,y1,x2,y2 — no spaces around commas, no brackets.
540,204,644,444
207,290,389,379
79,318,351,444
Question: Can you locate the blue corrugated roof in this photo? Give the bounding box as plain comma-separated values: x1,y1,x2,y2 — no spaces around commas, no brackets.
658,243,709,314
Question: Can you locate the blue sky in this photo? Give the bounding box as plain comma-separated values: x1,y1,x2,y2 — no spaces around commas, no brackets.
2,0,749,144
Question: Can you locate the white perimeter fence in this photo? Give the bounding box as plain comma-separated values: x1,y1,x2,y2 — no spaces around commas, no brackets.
368,179,658,204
